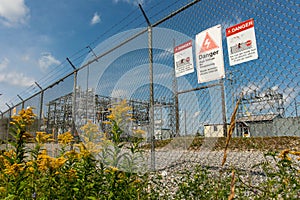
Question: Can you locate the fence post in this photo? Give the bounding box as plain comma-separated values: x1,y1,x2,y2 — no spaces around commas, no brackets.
173,39,180,137
220,79,227,137
148,25,156,171
17,95,25,109
72,70,77,137
139,4,155,171
35,82,44,131
66,58,78,141
5,103,11,146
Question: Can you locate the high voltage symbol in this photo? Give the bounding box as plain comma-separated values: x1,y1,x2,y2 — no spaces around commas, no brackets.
199,32,219,53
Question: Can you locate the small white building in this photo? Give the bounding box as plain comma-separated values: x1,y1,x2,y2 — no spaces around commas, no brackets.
204,124,228,137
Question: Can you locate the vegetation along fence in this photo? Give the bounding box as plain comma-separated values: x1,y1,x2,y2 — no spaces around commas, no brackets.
0,0,299,172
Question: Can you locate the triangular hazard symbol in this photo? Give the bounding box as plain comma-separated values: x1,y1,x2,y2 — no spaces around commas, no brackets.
199,32,219,53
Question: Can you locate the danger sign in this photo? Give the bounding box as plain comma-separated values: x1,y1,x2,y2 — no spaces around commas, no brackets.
174,40,194,77
199,32,219,53
226,19,258,66
195,24,225,83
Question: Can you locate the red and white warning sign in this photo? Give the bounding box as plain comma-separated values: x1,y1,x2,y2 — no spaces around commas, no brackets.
226,19,258,66
195,24,225,83
174,40,194,77
199,32,219,53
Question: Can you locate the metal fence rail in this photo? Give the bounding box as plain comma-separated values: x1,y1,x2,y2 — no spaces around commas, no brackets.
0,0,299,171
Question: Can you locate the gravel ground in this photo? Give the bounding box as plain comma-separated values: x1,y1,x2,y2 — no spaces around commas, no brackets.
2,142,299,198
0,143,272,173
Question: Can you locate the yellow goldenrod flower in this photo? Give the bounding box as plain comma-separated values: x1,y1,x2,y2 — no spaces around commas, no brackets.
110,166,119,172
1,154,12,169
37,150,51,172
104,166,119,174
107,99,132,125
39,149,48,156
0,155,10,167
28,167,35,173
11,107,36,127
58,131,74,145
37,149,66,172
26,161,33,166
74,143,91,158
21,131,33,140
4,163,24,176
80,121,100,137
3,150,15,157
0,187,6,193
52,157,67,169
36,131,51,144
79,149,91,158
37,161,49,172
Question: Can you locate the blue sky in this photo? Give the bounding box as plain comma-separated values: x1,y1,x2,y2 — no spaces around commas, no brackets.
0,0,199,112
0,0,298,123
0,0,152,111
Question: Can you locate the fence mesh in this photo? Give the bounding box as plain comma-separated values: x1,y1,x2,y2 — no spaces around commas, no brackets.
0,0,299,173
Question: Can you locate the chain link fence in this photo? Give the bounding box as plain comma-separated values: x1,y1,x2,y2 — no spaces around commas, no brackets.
0,0,299,172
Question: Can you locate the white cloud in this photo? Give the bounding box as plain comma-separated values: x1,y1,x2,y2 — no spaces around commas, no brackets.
90,12,101,25
38,52,61,72
0,0,30,27
0,57,9,71
240,77,269,96
0,55,35,97
0,72,34,87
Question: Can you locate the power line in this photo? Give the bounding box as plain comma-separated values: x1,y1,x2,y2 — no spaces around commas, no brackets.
0,1,191,112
